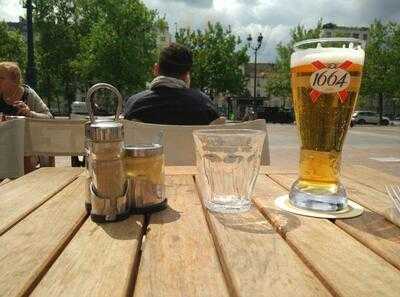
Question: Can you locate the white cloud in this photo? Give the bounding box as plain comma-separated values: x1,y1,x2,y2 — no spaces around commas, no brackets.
2,0,400,61
0,0,24,22
233,23,291,61
144,0,400,61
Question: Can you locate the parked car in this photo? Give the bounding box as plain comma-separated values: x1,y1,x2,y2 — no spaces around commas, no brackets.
351,110,390,126
393,115,400,126
70,101,88,119
257,107,295,123
70,101,111,119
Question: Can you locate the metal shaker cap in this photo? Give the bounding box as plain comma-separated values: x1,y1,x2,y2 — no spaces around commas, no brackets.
89,121,124,142
124,144,163,157
85,83,123,142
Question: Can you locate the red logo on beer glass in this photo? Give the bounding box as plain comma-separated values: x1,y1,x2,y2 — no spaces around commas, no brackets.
309,60,352,103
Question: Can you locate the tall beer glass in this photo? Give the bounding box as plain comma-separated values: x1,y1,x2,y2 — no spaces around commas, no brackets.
289,38,365,211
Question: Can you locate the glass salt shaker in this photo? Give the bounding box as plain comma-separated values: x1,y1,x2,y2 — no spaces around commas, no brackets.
85,83,129,222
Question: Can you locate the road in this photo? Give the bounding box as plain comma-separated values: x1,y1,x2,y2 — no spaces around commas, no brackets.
55,124,399,177
268,124,400,177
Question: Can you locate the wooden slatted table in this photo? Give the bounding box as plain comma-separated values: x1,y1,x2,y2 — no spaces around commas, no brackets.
1,165,399,297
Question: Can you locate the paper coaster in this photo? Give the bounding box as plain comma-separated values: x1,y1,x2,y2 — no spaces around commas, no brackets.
275,195,364,219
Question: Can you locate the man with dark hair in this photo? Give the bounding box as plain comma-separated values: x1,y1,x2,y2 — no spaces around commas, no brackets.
124,43,219,125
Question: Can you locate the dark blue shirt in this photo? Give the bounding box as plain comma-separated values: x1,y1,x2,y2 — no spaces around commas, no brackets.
124,87,219,125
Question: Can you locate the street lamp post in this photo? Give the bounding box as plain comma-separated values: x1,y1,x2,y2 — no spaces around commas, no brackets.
25,0,36,89
247,33,263,106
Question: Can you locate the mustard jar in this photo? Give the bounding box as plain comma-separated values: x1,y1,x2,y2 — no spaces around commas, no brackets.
124,144,167,214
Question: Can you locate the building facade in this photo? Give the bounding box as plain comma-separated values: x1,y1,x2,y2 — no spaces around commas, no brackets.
321,23,369,42
6,17,27,37
244,62,290,108
245,62,274,99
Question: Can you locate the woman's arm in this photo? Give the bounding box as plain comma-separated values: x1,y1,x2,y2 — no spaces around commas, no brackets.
26,88,53,119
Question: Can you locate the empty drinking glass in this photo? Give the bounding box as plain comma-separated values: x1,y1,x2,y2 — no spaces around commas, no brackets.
193,129,266,213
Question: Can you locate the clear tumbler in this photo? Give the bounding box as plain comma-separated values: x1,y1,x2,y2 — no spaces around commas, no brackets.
193,129,266,213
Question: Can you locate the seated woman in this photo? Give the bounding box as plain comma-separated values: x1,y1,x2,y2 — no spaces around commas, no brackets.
0,62,52,118
0,61,53,172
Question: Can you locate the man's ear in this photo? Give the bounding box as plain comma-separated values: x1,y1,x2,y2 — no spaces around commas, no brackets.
180,71,190,85
153,63,160,76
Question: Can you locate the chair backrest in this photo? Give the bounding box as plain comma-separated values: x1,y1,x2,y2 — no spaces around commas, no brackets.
22,118,270,166
24,118,86,156
0,118,25,179
123,119,270,166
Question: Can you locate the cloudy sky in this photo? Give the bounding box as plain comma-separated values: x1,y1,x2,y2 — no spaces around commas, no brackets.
1,0,400,61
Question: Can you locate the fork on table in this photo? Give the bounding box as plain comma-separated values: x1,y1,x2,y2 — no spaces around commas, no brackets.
385,185,400,214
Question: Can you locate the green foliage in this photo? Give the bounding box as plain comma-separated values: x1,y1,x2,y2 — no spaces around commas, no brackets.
155,18,169,31
31,0,160,113
176,22,249,97
266,44,291,98
0,22,27,71
290,20,324,43
361,20,400,119
362,20,400,97
266,20,323,98
34,0,81,111
268,19,400,118
74,0,158,96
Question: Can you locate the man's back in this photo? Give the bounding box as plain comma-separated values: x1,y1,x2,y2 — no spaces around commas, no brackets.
124,86,219,125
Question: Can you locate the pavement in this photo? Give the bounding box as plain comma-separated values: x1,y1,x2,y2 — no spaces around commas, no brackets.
268,124,400,177
55,124,400,177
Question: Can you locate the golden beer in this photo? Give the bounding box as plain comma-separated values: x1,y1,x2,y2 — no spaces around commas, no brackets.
289,39,365,211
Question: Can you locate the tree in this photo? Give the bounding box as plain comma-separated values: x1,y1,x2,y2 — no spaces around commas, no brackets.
362,20,400,122
34,0,82,113
32,0,161,114
74,0,158,98
266,20,323,99
0,22,27,71
175,22,249,97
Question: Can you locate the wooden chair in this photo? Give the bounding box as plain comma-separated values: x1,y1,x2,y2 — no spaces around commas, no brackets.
24,118,86,167
123,119,270,166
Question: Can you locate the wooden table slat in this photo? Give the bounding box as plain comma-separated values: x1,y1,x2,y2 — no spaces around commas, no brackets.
1,166,399,297
342,165,399,193
343,176,393,216
195,176,333,297
165,166,198,175
261,171,400,272
253,175,400,297
134,175,230,297
335,209,400,270
30,216,144,297
0,167,83,235
0,176,87,297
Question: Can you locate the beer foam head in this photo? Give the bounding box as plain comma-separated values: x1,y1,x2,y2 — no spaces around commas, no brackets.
291,46,365,68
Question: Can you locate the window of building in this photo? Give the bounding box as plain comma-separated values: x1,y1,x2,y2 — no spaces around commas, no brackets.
353,33,359,39
363,34,367,40
326,31,332,37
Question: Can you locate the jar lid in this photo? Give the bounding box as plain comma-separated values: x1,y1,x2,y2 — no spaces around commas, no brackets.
89,121,123,142
124,144,163,157
85,118,118,137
